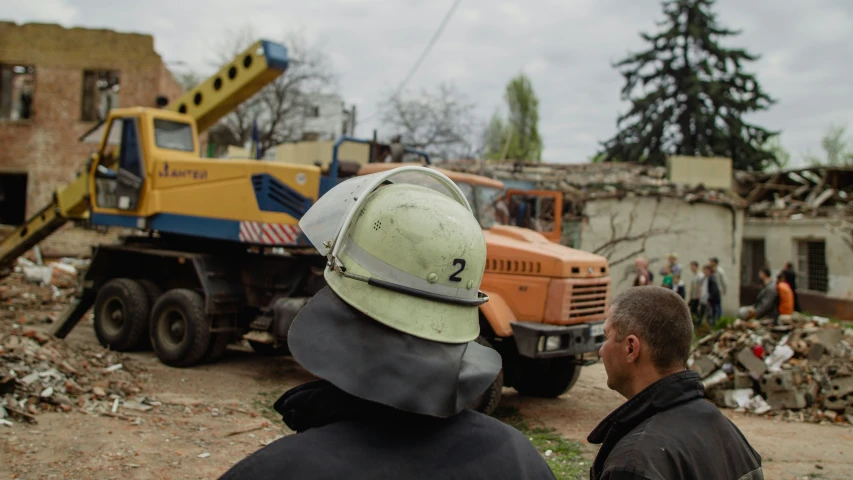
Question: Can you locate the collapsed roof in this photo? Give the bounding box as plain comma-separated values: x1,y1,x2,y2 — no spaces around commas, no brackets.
734,167,853,219
436,159,748,214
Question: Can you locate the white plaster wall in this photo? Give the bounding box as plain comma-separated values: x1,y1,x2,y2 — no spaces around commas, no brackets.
743,218,853,300
578,195,744,315
302,93,349,140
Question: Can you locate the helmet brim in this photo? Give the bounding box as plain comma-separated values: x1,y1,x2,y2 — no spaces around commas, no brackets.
287,286,502,418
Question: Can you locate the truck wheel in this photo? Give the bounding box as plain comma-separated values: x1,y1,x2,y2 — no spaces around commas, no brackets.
512,356,582,398
137,279,163,305
149,289,211,368
248,340,289,357
468,336,503,415
93,278,151,352
134,279,163,350
203,316,232,363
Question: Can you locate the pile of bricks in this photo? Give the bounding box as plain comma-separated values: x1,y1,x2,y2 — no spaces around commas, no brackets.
689,313,853,424
0,323,150,426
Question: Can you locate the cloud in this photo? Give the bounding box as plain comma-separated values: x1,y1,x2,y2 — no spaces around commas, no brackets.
4,0,78,26
3,0,851,165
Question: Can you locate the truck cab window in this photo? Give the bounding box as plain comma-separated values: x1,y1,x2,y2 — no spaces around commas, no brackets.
119,119,143,178
154,119,194,152
475,185,507,229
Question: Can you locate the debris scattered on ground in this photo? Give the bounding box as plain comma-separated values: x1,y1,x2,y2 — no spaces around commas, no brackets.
0,319,147,425
689,312,853,425
15,256,89,290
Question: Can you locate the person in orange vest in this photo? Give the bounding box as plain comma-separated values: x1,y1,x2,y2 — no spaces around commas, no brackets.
777,272,795,316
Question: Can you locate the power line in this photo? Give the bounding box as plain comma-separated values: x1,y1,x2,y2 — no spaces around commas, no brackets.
357,0,463,127
393,0,463,99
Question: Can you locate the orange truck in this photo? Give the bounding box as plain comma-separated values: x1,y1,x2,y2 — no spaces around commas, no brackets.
357,161,611,413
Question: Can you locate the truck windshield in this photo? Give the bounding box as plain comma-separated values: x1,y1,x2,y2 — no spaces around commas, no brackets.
475,185,508,229
154,119,194,152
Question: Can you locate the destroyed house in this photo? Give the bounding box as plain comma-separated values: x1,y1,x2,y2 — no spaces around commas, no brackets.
439,159,747,316
0,22,185,256
736,167,853,319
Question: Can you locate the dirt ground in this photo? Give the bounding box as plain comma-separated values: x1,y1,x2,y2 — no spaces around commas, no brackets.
2,321,853,480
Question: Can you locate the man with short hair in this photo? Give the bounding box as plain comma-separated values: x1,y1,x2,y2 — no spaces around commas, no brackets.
709,257,727,320
588,286,763,480
751,267,779,324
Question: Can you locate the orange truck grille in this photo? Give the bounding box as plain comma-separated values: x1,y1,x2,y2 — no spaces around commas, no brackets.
545,277,610,324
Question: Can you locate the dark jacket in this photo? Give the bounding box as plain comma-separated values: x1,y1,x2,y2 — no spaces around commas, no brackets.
588,371,763,480
707,274,720,306
754,280,779,321
219,380,555,480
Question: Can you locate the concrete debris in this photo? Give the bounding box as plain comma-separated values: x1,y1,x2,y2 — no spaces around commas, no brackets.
690,314,853,425
734,167,853,220
0,318,147,425
437,160,748,216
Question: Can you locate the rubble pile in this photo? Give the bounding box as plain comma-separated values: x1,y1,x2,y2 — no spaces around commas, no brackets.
689,313,853,425
734,167,853,220
438,160,747,212
0,322,148,426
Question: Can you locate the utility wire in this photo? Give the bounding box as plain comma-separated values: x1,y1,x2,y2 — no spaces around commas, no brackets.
359,0,464,125
392,0,463,99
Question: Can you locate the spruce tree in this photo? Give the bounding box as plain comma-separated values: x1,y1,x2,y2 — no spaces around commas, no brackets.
599,0,779,171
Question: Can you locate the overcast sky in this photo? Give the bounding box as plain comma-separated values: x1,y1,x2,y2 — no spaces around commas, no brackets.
5,0,852,165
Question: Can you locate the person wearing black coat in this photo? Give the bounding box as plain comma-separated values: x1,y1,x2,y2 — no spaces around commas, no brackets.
218,170,555,480
589,286,763,480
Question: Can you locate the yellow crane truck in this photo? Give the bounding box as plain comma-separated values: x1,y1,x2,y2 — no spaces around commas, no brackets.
0,39,611,415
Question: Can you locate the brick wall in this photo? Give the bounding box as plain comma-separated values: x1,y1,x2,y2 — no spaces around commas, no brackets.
0,22,185,256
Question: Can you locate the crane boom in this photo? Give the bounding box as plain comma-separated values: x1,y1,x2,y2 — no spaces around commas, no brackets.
0,39,289,275
165,40,289,133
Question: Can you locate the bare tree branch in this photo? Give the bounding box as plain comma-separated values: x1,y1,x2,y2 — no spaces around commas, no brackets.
378,82,482,161
589,198,688,270
205,25,339,158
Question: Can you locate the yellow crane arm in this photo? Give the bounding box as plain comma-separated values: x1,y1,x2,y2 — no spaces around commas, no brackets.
0,173,90,273
164,40,289,133
0,39,289,275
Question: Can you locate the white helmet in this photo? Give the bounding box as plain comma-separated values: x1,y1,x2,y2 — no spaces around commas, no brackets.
290,166,501,418
299,167,489,343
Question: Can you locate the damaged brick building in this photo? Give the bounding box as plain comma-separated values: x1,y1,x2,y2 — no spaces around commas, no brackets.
0,22,185,255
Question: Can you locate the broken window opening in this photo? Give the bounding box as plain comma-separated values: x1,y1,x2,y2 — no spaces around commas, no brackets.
740,239,766,287
81,70,120,122
796,240,828,293
0,64,35,121
0,172,28,226
306,105,320,118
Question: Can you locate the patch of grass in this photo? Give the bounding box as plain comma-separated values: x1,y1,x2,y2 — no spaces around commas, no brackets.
713,315,737,331
492,406,588,479
253,390,282,423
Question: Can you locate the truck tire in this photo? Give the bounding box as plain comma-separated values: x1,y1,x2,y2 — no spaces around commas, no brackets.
203,315,232,364
468,336,503,415
149,289,211,368
512,356,582,398
137,279,163,305
134,279,163,350
93,278,151,352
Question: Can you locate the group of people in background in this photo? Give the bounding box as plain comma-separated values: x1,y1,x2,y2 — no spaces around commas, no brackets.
634,254,800,328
